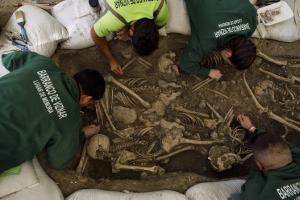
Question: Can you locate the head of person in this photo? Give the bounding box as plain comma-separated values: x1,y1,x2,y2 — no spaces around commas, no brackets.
73,69,105,107
129,18,159,56
220,37,256,70
251,133,292,172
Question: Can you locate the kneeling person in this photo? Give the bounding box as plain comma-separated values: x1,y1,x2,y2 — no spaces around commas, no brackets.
91,0,168,75
0,51,105,173
180,0,258,79
237,115,300,200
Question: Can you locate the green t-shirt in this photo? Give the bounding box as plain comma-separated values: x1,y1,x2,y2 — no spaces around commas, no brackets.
0,52,82,173
180,0,257,76
94,0,168,37
242,144,300,200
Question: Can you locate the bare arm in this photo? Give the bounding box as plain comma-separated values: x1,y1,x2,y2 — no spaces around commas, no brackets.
91,28,123,75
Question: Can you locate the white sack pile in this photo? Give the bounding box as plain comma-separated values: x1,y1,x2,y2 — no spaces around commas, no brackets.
0,5,68,57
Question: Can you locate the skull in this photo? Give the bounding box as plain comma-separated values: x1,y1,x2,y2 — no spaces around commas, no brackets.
87,134,110,159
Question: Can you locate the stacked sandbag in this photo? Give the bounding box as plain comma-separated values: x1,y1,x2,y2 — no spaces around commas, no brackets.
0,5,68,57
166,0,191,35
252,0,300,42
67,189,187,200
185,179,245,200
0,158,64,200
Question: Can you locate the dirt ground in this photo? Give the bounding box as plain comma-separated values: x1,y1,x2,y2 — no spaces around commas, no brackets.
1,1,300,197
39,35,300,197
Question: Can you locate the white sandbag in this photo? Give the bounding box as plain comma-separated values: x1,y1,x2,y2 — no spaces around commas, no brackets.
185,179,245,200
52,0,103,49
0,161,38,198
166,0,191,35
252,0,300,42
0,5,68,57
67,189,187,200
2,158,64,200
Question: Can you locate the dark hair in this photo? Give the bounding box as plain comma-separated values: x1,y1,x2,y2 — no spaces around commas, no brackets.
225,37,256,70
255,0,280,7
73,69,105,100
132,18,159,56
251,133,289,155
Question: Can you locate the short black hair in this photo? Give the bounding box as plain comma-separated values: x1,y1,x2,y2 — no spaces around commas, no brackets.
251,133,288,153
132,18,159,56
225,37,257,70
73,69,105,100
251,132,292,169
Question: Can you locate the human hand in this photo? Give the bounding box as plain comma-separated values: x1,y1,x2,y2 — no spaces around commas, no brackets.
208,69,223,80
116,29,131,41
109,59,124,75
237,114,256,132
82,124,100,138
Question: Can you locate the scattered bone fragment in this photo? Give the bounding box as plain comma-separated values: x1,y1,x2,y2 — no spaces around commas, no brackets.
158,80,182,88
106,75,151,108
144,92,181,116
204,119,218,130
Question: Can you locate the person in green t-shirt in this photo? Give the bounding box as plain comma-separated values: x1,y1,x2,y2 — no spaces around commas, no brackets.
91,0,168,75
180,0,259,80
228,114,300,200
0,51,106,173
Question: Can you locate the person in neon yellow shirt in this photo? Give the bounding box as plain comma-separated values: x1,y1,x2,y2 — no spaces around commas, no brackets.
91,0,168,75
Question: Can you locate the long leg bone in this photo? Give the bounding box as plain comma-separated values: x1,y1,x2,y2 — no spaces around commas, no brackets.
76,141,88,174
206,102,224,122
95,101,104,126
105,75,151,108
257,50,288,66
100,100,117,131
162,135,224,152
136,57,152,69
137,57,153,67
243,72,300,132
259,68,300,84
122,57,136,71
114,163,165,174
205,88,230,99
155,146,195,161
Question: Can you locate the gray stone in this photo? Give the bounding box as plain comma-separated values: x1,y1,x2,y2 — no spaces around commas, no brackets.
113,106,137,124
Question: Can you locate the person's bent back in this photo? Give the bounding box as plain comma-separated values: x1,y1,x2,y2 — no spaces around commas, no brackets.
0,51,105,173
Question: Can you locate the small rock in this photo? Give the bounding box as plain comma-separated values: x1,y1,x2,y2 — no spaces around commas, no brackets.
113,106,137,124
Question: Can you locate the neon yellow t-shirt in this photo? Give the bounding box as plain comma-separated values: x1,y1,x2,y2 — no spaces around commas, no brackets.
94,0,168,37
